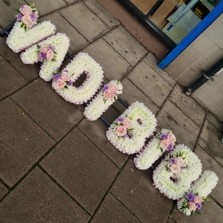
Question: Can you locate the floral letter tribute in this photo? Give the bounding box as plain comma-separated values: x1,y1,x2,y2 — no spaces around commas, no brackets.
7,4,56,53
177,170,218,216
134,129,176,170
4,4,219,217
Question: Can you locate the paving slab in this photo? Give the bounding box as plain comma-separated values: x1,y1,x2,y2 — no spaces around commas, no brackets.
0,56,27,100
0,38,39,82
128,61,172,107
0,168,90,223
104,26,147,66
0,183,8,200
113,78,159,115
78,118,127,168
41,128,119,214
60,3,107,42
12,79,83,141
172,199,223,223
25,0,72,16
84,0,119,28
169,85,206,128
111,160,173,223
194,145,223,206
144,53,176,87
102,105,121,124
40,12,88,53
198,119,223,166
0,98,55,187
84,38,131,80
91,193,141,223
167,218,175,223
206,112,223,130
0,0,25,27
157,100,200,149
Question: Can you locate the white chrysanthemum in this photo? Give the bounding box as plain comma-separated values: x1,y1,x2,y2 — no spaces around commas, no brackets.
52,53,104,104
21,33,70,81
191,170,218,197
170,145,202,181
6,21,56,53
134,138,160,170
153,160,192,200
153,145,202,200
177,197,192,216
106,102,157,155
84,80,123,121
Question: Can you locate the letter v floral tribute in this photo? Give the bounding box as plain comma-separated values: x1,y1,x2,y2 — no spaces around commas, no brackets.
4,4,219,217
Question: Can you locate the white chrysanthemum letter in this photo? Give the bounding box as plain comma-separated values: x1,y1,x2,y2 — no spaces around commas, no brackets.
153,144,202,200
106,102,157,155
134,129,176,170
21,33,70,81
52,53,104,104
177,170,218,216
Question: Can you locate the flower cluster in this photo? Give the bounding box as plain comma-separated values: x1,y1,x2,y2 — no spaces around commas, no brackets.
106,102,157,155
16,4,38,29
177,192,204,216
134,129,176,170
113,117,132,137
38,45,56,62
167,156,187,176
53,70,72,90
52,53,104,104
102,81,123,102
84,80,123,121
158,130,176,152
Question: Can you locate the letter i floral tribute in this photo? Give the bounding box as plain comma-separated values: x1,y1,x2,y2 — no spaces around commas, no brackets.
134,129,176,170
4,3,219,217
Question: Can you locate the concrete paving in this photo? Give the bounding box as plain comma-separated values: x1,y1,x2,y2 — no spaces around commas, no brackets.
0,0,222,222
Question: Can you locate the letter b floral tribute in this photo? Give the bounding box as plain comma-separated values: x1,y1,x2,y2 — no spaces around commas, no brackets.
5,4,219,217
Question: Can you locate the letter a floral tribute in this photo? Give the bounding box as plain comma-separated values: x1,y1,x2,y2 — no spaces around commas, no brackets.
4,4,219,217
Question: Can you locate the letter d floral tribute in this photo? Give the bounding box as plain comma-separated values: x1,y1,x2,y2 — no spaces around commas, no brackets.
4,4,219,216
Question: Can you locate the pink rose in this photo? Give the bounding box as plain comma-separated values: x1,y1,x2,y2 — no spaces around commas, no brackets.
114,126,127,137
20,5,33,16
170,164,181,174
160,139,169,150
40,47,49,54
46,49,55,61
123,118,131,128
61,71,70,82
104,90,115,99
21,15,34,28
188,202,197,211
168,133,176,144
194,196,202,204
108,84,118,94
54,79,66,89
176,157,186,168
